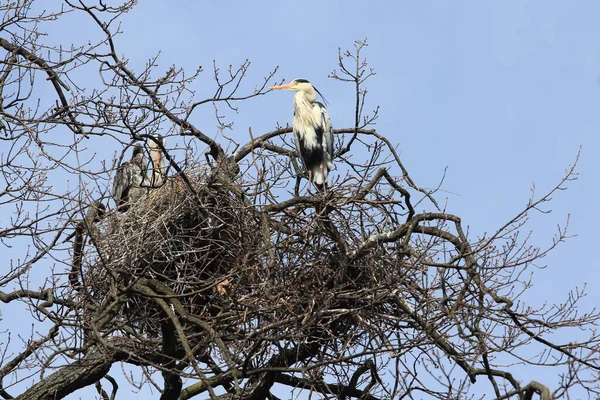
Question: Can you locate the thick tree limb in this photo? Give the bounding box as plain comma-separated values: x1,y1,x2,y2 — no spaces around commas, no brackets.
14,338,167,400
275,374,381,400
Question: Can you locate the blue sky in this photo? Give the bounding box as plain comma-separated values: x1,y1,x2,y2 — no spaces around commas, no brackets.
4,1,600,398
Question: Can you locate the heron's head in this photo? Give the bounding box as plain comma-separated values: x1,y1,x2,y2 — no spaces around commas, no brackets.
270,79,327,105
147,134,164,150
270,78,313,92
131,144,144,158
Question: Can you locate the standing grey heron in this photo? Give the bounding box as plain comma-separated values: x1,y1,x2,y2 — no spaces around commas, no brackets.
112,136,165,212
270,79,333,190
112,144,146,211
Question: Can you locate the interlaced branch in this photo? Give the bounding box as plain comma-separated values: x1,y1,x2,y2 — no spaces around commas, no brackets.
0,3,595,400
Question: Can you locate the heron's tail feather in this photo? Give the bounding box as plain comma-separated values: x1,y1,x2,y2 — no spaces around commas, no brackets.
311,166,329,191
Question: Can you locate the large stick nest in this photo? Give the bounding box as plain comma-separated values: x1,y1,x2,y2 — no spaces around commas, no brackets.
78,167,422,361
84,173,262,337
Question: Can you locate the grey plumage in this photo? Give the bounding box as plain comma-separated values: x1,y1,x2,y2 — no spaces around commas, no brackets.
112,144,147,211
112,136,166,212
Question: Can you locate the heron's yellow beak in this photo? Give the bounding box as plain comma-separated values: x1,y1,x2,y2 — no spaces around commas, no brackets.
269,82,294,90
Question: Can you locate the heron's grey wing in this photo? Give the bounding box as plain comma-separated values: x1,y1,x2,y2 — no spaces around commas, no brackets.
317,103,334,168
292,111,308,171
112,163,128,204
293,128,307,170
128,154,147,203
131,152,146,187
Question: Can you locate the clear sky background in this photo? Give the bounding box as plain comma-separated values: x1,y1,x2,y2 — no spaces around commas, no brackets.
4,1,600,398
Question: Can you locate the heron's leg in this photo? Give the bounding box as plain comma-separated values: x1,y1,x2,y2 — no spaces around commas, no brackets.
294,175,301,197
320,163,327,192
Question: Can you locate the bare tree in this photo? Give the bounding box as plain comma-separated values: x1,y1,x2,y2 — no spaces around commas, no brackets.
0,2,597,400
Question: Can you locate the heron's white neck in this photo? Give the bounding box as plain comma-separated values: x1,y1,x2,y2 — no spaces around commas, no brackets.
293,88,317,106
149,142,165,186
293,90,316,119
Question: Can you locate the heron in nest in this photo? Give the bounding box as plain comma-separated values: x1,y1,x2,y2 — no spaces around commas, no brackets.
112,136,166,211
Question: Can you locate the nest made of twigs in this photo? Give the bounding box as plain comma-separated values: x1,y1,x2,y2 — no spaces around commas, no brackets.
83,172,262,337
77,166,418,357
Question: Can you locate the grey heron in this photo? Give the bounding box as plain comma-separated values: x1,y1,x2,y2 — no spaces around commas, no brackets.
112,136,165,211
270,79,333,190
112,144,146,211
